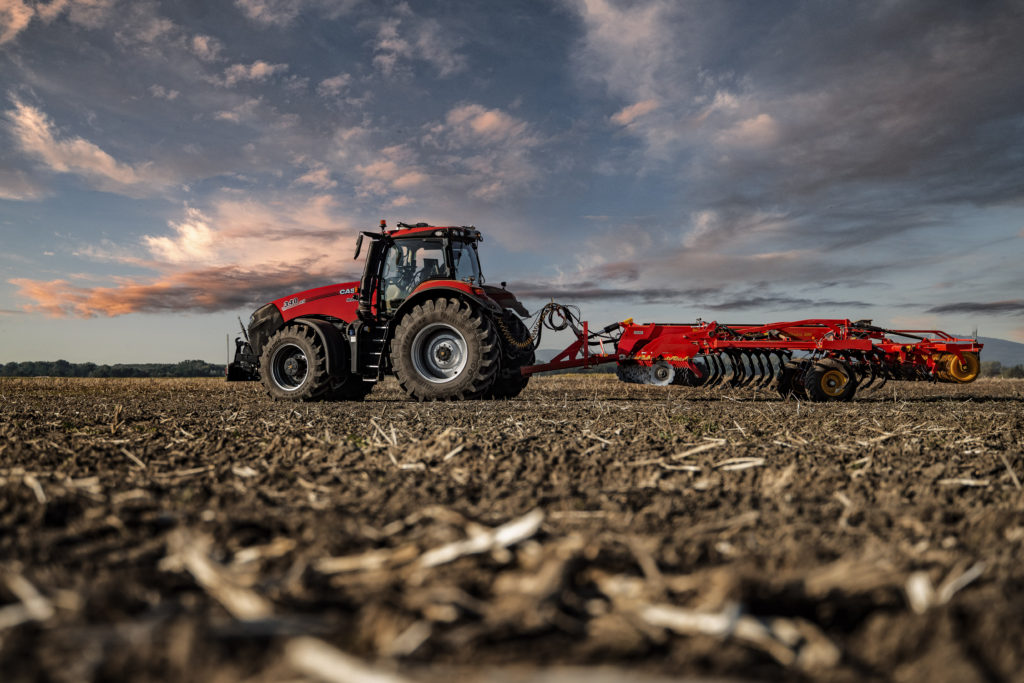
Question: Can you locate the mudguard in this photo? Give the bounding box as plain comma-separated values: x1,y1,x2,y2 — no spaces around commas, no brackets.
290,317,348,378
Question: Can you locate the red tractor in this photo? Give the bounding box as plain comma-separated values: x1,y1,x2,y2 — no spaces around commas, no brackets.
228,221,535,401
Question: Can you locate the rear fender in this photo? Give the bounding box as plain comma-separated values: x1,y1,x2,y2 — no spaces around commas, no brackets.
394,283,502,321
290,317,348,378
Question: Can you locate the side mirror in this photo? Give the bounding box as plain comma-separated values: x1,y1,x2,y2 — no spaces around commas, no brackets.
353,233,364,259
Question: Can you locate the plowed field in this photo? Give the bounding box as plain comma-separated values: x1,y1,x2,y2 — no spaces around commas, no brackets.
2,376,1023,682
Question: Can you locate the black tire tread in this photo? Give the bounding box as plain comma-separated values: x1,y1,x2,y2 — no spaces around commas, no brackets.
803,357,858,402
391,298,499,401
259,325,331,401
777,359,807,399
487,313,534,399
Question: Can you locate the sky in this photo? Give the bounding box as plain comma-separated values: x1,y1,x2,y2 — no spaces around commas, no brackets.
1,0,1023,363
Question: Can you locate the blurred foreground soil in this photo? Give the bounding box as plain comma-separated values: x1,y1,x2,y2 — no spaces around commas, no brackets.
2,376,1023,682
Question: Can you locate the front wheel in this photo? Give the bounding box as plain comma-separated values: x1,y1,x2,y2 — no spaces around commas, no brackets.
391,298,499,401
259,326,331,401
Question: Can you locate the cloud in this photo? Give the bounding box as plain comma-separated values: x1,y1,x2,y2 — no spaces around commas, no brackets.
149,84,180,100
0,0,33,44
509,279,872,311
610,99,659,127
353,144,428,197
702,295,872,311
10,194,363,317
421,104,541,201
557,0,1024,319
10,266,335,318
190,34,223,61
0,167,47,200
213,97,261,123
221,60,289,87
0,0,113,44
443,104,530,146
373,5,467,78
293,164,337,190
316,73,351,97
926,301,1024,315
3,97,170,194
234,0,358,26
715,113,779,148
510,281,715,303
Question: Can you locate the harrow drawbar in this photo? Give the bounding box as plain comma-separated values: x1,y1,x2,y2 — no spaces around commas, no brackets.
517,311,982,402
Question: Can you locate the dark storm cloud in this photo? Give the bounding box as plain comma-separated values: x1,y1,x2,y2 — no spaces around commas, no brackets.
703,296,873,312
926,300,1024,315
694,1,1024,233
511,280,875,313
9,263,359,317
509,281,717,303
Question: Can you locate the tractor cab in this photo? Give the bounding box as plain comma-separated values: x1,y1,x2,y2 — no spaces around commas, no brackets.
354,222,485,319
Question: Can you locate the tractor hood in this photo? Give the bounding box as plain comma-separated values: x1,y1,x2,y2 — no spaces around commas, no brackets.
271,280,360,323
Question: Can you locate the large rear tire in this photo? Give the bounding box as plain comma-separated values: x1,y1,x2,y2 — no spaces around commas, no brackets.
391,298,499,401
487,313,534,399
259,326,331,401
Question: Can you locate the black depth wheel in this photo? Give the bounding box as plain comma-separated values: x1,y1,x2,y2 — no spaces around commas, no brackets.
392,298,499,401
326,377,375,401
487,313,535,399
259,326,331,401
803,358,858,402
777,359,809,399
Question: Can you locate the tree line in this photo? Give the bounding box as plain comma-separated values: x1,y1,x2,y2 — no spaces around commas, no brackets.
1,360,224,378
980,361,1024,378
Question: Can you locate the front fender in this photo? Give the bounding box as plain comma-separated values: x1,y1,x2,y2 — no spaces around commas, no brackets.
290,317,347,378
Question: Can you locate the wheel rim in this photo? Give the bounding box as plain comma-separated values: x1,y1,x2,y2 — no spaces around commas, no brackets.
820,368,848,397
947,353,979,383
651,361,675,386
411,323,469,383
270,343,309,391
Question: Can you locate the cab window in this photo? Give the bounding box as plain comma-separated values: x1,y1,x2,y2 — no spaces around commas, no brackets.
381,239,448,311
452,241,483,284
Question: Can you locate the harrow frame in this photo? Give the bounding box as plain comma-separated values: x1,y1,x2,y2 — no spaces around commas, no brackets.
519,317,982,401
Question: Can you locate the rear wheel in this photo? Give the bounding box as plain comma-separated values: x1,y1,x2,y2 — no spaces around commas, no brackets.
803,358,857,402
487,313,534,399
259,326,331,401
392,298,499,401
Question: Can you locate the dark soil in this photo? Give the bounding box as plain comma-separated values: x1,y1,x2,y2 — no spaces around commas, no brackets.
2,376,1023,682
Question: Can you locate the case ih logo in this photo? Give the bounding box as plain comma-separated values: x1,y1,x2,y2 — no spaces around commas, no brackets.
281,297,305,310
339,287,356,295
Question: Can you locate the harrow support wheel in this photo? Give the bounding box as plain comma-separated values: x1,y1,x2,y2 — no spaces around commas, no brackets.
326,376,374,401
803,358,858,402
487,313,534,399
944,352,980,383
777,359,808,399
392,297,499,401
259,325,331,401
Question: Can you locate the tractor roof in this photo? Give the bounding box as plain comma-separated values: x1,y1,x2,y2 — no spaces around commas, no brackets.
384,223,482,241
